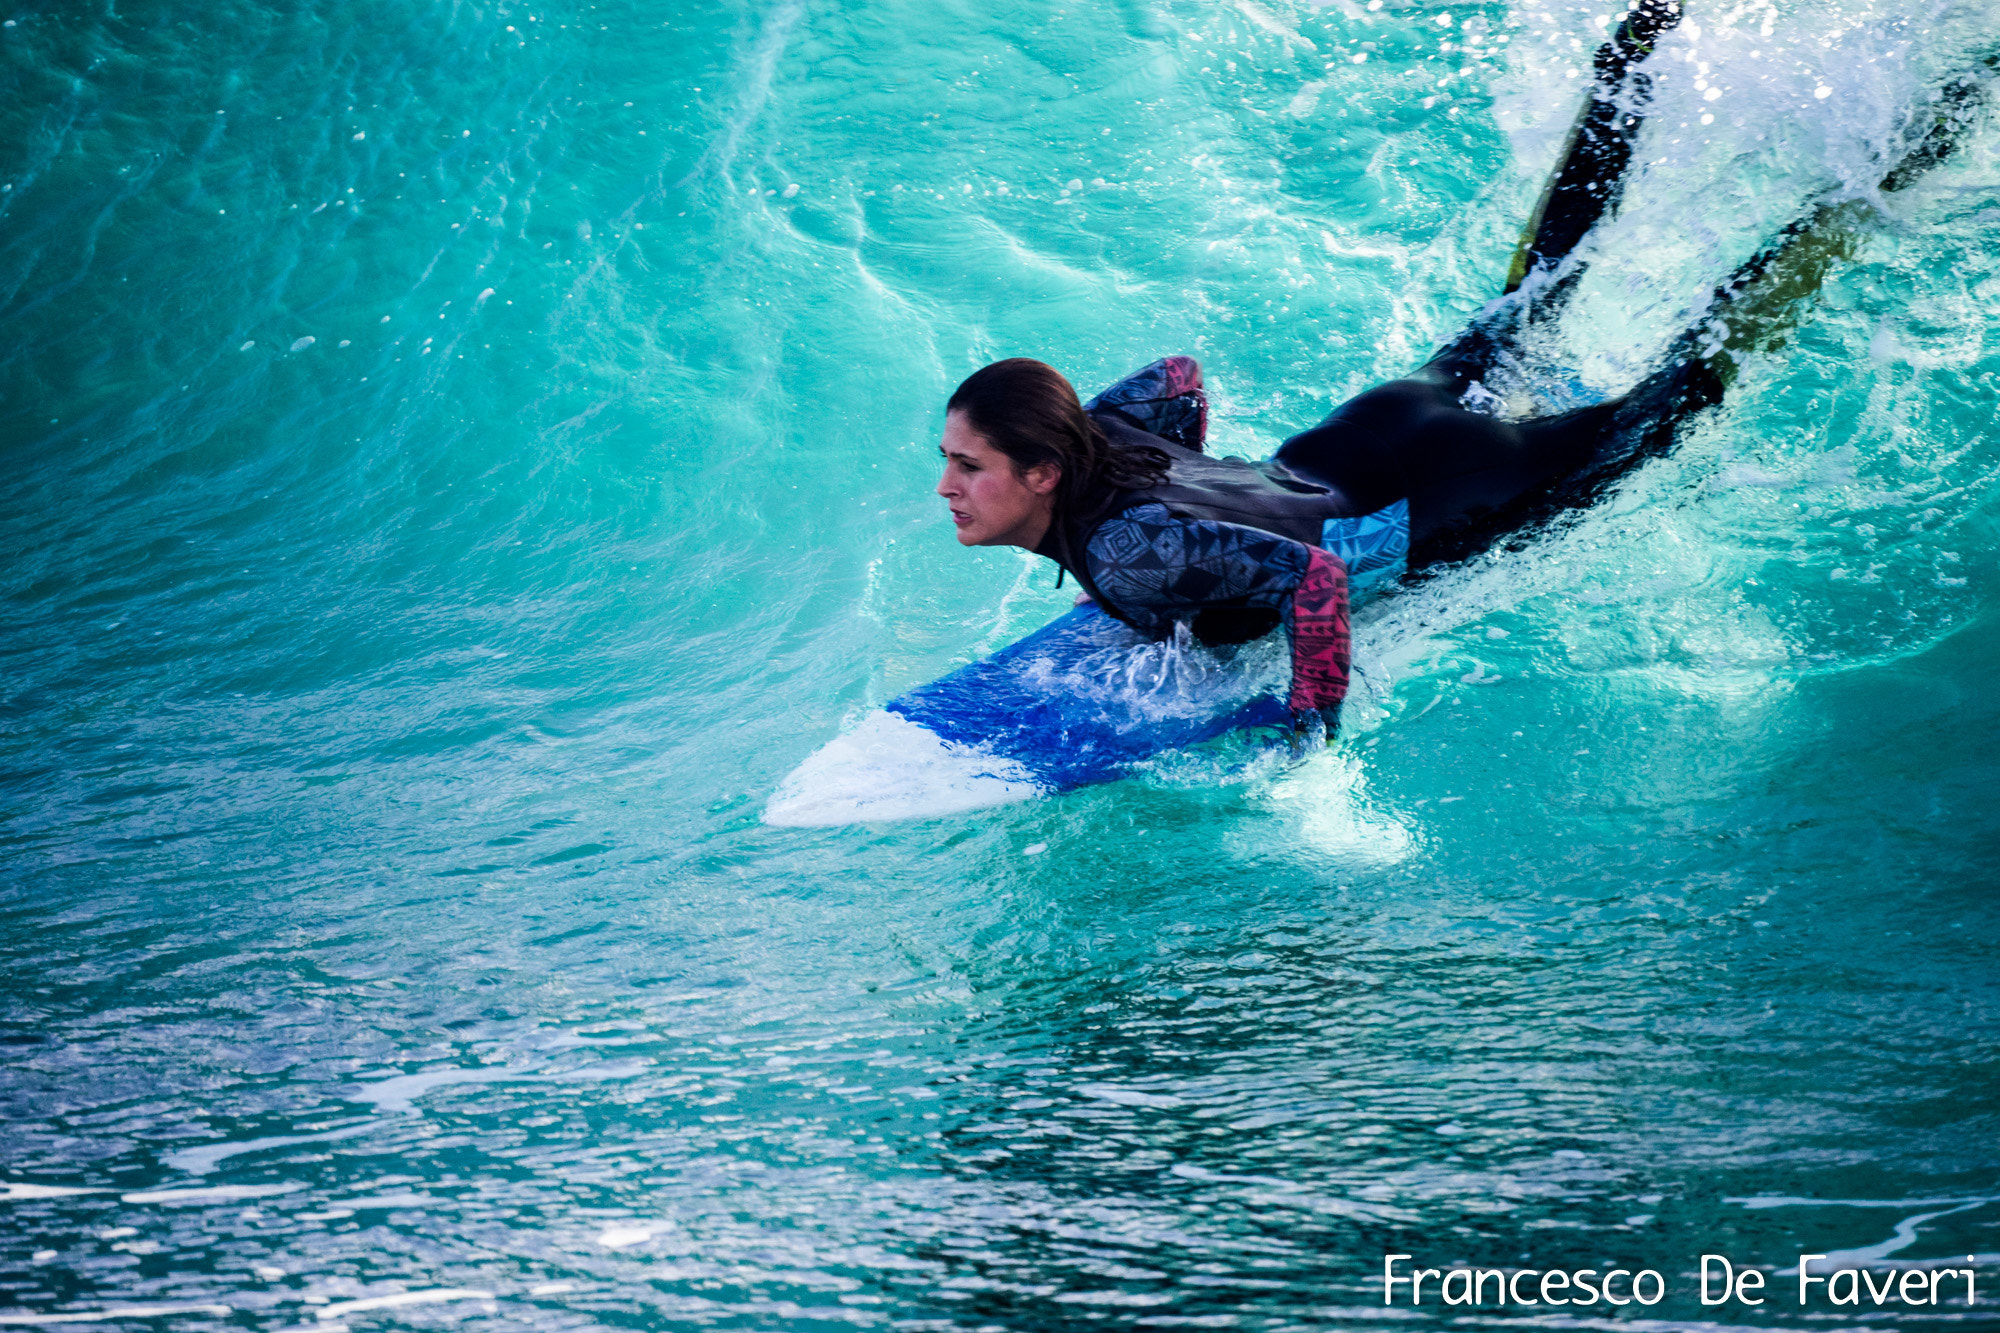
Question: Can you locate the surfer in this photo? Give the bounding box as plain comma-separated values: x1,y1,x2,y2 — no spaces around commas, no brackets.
937,340,1714,729
934,2,1706,729
772,25,1997,827
936,4,1989,733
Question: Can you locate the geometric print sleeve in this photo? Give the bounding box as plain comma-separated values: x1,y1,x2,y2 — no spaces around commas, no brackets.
1285,547,1350,715
1083,355,1209,452
1081,504,1310,634
1082,504,1351,718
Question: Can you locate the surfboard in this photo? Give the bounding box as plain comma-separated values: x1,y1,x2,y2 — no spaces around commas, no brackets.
763,606,1292,825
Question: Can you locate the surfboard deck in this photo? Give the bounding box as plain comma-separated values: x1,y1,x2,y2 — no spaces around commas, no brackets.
763,606,1292,825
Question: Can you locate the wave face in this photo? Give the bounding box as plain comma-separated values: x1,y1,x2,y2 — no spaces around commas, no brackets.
2,0,1997,1326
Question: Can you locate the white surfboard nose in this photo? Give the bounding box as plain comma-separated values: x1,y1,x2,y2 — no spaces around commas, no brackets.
762,710,1045,827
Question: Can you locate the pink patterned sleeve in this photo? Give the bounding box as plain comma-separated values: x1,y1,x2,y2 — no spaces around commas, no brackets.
1286,548,1351,715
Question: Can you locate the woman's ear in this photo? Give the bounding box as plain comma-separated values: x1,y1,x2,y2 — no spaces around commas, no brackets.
1023,462,1062,496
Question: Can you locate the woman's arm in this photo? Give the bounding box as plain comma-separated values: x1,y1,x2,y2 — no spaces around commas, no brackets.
1083,505,1350,717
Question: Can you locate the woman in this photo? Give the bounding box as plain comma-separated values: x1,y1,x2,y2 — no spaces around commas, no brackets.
927,0,1769,732
935,348,1712,728
927,0,1959,745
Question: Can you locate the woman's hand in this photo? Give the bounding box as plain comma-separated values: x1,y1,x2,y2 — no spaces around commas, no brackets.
1288,707,1333,751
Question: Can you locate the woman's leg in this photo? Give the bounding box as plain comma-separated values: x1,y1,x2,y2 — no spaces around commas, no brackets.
1400,396,1625,562
1265,0,1694,566
1273,379,1622,556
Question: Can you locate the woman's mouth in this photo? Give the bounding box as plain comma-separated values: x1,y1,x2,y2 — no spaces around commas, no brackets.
950,509,971,526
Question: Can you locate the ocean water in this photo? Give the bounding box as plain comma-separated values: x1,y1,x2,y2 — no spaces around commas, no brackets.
3,0,1999,1327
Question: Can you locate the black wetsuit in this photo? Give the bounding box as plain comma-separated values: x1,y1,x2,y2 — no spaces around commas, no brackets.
1272,359,1627,567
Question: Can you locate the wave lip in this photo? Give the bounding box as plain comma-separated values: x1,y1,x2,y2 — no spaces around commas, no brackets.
763,710,1044,827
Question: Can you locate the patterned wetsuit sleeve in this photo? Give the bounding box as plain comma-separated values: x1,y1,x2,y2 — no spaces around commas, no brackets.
1286,548,1350,714
1082,504,1350,715
1083,356,1208,452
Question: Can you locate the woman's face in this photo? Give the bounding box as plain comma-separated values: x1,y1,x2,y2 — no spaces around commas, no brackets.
936,411,1060,548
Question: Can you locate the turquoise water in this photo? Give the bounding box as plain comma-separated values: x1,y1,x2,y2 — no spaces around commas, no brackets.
4,0,2000,1326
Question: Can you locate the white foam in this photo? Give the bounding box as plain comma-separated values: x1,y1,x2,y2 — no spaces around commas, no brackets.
0,1307,232,1325
121,1183,301,1204
164,1122,376,1174
763,710,1044,827
343,1058,649,1114
1731,1193,2000,1209
1018,621,1287,725
596,1225,657,1249
315,1290,490,1320
0,1183,109,1201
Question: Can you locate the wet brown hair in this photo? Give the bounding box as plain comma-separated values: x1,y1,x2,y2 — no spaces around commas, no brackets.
945,359,1170,528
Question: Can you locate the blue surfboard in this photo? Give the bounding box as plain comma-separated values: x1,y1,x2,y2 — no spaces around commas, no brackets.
763,604,1295,825
886,605,1294,785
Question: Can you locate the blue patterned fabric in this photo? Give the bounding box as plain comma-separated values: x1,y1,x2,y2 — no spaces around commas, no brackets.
1083,356,1208,452
1319,499,1409,603
1083,503,1310,636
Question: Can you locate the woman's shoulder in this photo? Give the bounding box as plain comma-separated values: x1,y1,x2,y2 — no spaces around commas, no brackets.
1086,355,1203,409
1084,356,1208,452
1088,409,1193,457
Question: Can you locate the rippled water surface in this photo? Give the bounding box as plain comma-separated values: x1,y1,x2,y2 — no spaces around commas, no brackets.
4,0,1999,1327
